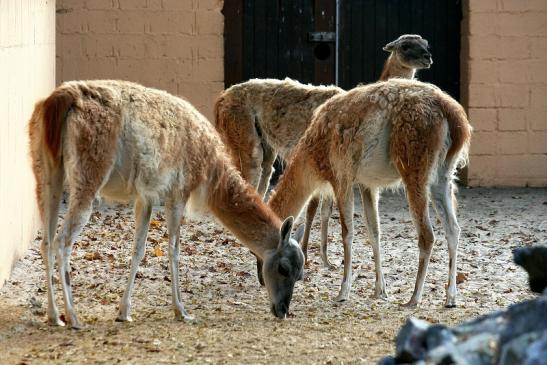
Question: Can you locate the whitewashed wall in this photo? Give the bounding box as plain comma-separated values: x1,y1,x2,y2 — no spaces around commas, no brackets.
0,0,56,287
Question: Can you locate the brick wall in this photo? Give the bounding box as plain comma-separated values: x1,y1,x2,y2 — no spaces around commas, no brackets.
0,0,55,286
462,0,547,186
56,0,224,121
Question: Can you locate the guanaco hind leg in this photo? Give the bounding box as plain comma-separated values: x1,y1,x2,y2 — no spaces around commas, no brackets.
430,178,460,308
117,198,152,322
40,165,64,326
359,185,387,299
256,142,277,199
54,189,95,329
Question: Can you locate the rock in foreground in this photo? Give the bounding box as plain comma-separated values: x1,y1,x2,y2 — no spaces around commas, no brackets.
378,245,547,365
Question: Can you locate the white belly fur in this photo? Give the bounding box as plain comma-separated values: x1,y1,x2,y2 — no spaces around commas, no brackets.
355,115,401,189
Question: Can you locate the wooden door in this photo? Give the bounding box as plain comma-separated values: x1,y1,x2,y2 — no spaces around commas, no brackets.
338,0,462,99
223,0,336,88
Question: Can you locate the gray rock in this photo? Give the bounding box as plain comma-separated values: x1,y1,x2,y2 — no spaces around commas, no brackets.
499,330,544,365
499,293,547,349
395,318,431,362
377,356,397,365
453,311,507,338
523,330,547,365
425,325,457,350
381,282,547,365
427,333,497,365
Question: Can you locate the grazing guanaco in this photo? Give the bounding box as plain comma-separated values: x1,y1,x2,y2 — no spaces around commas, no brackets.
28,80,304,328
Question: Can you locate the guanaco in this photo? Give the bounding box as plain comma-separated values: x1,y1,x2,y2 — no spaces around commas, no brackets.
28,80,304,328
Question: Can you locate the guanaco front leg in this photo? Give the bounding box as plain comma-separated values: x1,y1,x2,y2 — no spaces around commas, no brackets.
319,195,335,269
254,254,265,286
334,188,354,302
300,196,319,265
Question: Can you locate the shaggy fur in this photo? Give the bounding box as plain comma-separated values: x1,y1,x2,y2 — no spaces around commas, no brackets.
215,34,433,274
28,80,304,328
215,78,342,195
306,34,433,267
268,78,472,307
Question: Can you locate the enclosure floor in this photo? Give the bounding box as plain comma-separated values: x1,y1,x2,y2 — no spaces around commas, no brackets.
1,188,545,364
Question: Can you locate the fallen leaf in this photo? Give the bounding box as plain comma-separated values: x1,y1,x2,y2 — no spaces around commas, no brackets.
150,220,162,229
235,271,251,278
456,272,469,284
153,246,164,257
84,252,101,261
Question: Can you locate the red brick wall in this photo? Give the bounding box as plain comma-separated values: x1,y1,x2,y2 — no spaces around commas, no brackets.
56,1,547,186
56,0,224,121
462,0,547,186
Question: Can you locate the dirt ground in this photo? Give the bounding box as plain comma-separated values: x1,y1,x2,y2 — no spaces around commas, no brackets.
1,187,545,364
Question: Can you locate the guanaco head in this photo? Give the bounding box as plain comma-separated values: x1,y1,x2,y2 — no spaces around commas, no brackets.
383,34,433,70
262,216,305,319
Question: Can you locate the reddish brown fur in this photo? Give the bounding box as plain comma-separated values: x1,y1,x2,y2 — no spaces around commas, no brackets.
28,100,46,220
437,93,472,160
214,94,260,179
207,158,282,245
42,88,78,161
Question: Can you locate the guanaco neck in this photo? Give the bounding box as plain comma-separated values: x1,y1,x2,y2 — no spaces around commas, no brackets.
379,53,416,81
207,162,281,260
268,153,319,222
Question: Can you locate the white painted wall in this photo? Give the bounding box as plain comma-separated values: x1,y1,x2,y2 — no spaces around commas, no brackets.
0,0,56,287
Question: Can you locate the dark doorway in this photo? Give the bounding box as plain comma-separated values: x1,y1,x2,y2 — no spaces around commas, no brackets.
223,0,337,88
338,0,462,99
223,0,462,100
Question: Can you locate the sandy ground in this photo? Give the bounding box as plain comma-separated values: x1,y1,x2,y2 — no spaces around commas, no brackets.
0,187,545,364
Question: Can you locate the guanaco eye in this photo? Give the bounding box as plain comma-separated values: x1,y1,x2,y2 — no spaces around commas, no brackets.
278,263,290,277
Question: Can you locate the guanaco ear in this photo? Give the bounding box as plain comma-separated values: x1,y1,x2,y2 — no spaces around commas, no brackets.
293,224,305,244
383,40,398,52
279,216,294,250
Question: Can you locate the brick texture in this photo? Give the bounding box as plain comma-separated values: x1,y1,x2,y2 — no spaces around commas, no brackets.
0,1,55,287
56,0,224,121
463,0,547,186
